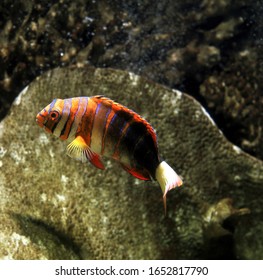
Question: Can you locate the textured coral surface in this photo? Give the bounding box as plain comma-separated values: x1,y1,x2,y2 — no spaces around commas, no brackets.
0,0,262,259
0,0,262,158
0,67,262,259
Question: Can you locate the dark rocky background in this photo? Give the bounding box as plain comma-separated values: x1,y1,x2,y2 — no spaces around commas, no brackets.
0,0,262,159
0,0,262,260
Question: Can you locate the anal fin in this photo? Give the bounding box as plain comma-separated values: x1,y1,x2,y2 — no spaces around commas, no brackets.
121,163,151,181
67,136,105,170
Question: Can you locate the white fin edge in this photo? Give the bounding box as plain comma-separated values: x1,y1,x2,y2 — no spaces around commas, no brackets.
67,140,88,163
155,161,183,214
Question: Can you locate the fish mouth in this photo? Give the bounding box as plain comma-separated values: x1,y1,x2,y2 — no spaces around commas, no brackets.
36,114,46,128
36,119,44,127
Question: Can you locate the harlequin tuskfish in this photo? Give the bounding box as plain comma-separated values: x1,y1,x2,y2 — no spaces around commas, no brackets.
36,96,183,211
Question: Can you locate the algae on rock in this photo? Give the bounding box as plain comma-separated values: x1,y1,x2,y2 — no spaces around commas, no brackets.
0,66,262,259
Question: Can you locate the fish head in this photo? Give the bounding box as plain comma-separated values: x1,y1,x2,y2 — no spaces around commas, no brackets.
36,99,63,134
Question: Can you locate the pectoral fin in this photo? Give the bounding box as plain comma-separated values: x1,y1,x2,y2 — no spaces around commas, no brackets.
67,136,105,170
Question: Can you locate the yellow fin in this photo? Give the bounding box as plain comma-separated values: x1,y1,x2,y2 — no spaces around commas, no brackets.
67,136,88,162
67,136,105,169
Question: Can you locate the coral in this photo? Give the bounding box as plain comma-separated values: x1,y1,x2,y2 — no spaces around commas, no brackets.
200,49,263,159
0,66,262,259
0,0,262,160
0,0,262,260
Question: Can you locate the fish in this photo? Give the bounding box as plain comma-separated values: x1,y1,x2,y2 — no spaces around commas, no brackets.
36,95,183,212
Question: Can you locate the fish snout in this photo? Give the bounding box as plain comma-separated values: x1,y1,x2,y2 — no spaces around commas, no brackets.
36,113,46,128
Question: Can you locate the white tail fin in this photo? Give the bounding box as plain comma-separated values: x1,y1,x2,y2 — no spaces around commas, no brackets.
155,161,183,214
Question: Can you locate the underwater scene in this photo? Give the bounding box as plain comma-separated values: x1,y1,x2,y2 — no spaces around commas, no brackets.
0,0,262,260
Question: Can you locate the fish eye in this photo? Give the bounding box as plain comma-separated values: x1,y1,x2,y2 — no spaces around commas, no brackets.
50,110,60,121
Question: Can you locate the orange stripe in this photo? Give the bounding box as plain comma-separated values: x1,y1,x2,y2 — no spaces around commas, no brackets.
90,102,110,152
101,109,115,155
74,97,88,135
112,120,132,160
81,98,97,146
133,112,157,148
60,99,79,140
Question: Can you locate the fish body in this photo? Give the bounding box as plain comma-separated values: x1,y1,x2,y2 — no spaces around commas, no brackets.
36,96,183,210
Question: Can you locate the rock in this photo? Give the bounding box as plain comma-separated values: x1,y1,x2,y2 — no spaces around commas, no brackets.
0,213,79,259
1,0,262,163
200,49,263,159
0,66,262,259
202,198,250,259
